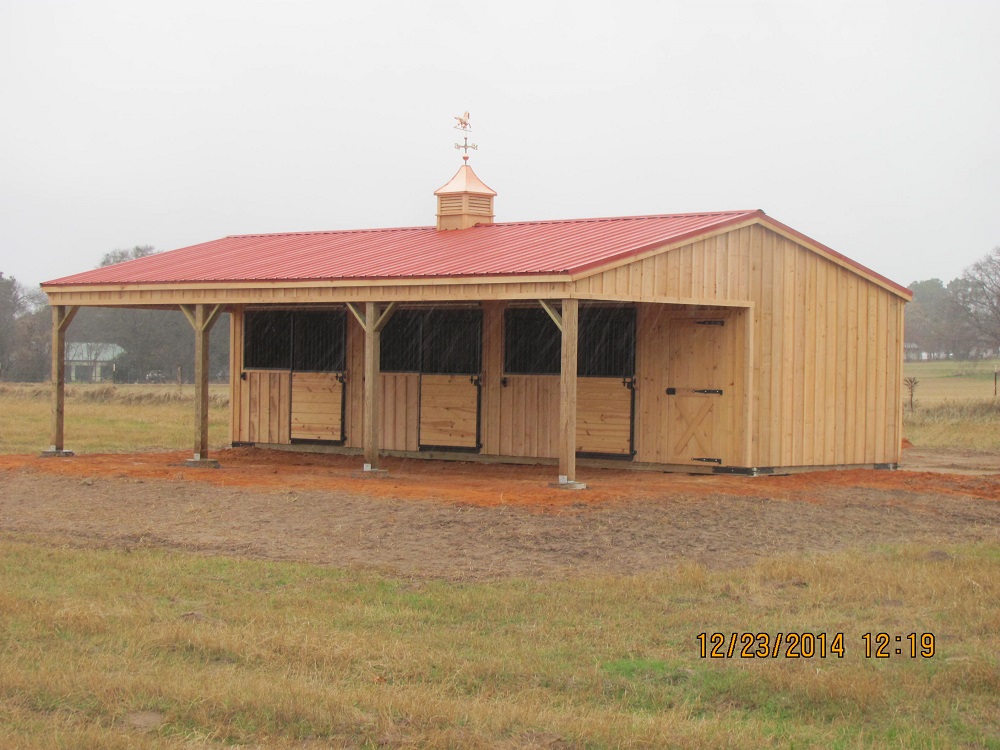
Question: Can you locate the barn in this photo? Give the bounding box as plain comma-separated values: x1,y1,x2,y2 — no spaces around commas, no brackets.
41,159,911,485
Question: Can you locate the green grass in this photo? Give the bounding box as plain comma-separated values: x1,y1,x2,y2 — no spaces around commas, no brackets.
902,358,1000,403
0,383,229,454
0,540,996,748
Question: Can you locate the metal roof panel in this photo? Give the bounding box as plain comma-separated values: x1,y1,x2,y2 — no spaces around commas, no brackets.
41,210,910,298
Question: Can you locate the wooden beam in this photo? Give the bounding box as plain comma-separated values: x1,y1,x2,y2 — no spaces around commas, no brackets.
557,298,583,487
362,302,382,471
179,304,197,329
44,305,79,455
538,299,562,332
180,304,222,467
180,303,223,333
373,301,398,333
345,302,366,329
204,304,224,331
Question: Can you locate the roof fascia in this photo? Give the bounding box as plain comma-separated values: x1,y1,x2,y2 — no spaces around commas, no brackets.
40,273,573,296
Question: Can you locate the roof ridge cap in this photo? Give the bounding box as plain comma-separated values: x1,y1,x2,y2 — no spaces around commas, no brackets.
227,225,435,240
486,210,761,229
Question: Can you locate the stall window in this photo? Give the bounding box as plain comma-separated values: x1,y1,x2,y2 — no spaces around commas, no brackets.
243,310,345,371
503,308,561,375
578,306,635,377
380,310,422,372
292,311,346,372
422,309,481,374
503,305,635,377
244,310,292,369
380,308,482,374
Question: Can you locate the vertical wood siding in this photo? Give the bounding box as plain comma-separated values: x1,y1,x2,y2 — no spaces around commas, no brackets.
230,222,905,469
497,375,560,458
237,371,290,444
379,373,419,451
580,225,904,467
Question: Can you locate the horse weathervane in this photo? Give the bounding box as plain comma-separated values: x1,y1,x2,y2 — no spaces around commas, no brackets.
453,111,478,162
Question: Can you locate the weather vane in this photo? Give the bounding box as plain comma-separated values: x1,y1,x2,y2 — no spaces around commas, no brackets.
453,111,477,163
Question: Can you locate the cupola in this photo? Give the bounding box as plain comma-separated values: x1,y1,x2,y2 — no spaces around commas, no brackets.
434,163,497,230
434,111,496,230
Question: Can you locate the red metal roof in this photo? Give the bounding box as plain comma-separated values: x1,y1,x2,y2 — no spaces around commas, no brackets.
42,209,910,298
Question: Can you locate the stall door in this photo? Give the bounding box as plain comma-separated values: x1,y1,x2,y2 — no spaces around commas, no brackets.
418,374,480,450
665,319,730,466
417,309,483,451
291,372,345,442
576,378,634,456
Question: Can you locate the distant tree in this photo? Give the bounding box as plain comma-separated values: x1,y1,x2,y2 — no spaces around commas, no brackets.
0,276,53,382
952,247,1000,350
905,277,979,359
0,273,28,379
99,244,158,267
905,279,949,354
9,287,51,381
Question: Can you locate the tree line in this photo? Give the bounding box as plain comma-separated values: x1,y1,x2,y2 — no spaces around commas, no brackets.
907,246,1000,359
2,244,999,383
0,246,229,383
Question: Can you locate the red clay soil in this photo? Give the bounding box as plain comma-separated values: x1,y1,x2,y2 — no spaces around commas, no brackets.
0,446,997,507
0,446,997,580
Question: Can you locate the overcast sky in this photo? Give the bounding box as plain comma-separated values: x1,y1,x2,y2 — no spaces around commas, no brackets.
2,0,998,291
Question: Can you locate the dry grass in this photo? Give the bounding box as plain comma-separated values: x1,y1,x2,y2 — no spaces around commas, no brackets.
904,399,1000,451
0,383,229,454
902,359,1000,403
0,540,995,748
0,382,230,407
899,360,1000,451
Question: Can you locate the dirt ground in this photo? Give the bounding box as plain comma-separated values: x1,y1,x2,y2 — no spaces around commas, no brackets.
0,446,997,580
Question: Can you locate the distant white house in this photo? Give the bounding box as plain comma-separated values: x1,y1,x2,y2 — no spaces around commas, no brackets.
66,342,124,382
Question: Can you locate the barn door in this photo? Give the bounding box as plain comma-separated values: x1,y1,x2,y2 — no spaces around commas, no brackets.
576,378,634,457
418,374,481,450
417,309,483,452
291,371,345,443
665,318,730,466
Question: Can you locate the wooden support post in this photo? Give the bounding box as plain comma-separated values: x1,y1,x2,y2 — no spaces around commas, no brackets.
554,298,586,489
359,301,389,476
42,305,79,457
181,304,223,468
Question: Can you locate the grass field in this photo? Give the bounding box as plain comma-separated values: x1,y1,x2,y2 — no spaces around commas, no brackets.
2,365,998,454
0,383,229,455
0,540,996,749
901,359,1000,451
0,381,998,747
902,358,1000,403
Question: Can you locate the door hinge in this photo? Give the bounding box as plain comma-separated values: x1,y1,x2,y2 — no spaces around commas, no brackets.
692,457,722,464
695,320,725,326
694,388,723,395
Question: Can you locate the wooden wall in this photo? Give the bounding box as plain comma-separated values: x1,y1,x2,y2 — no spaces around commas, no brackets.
229,222,906,469
577,225,904,467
